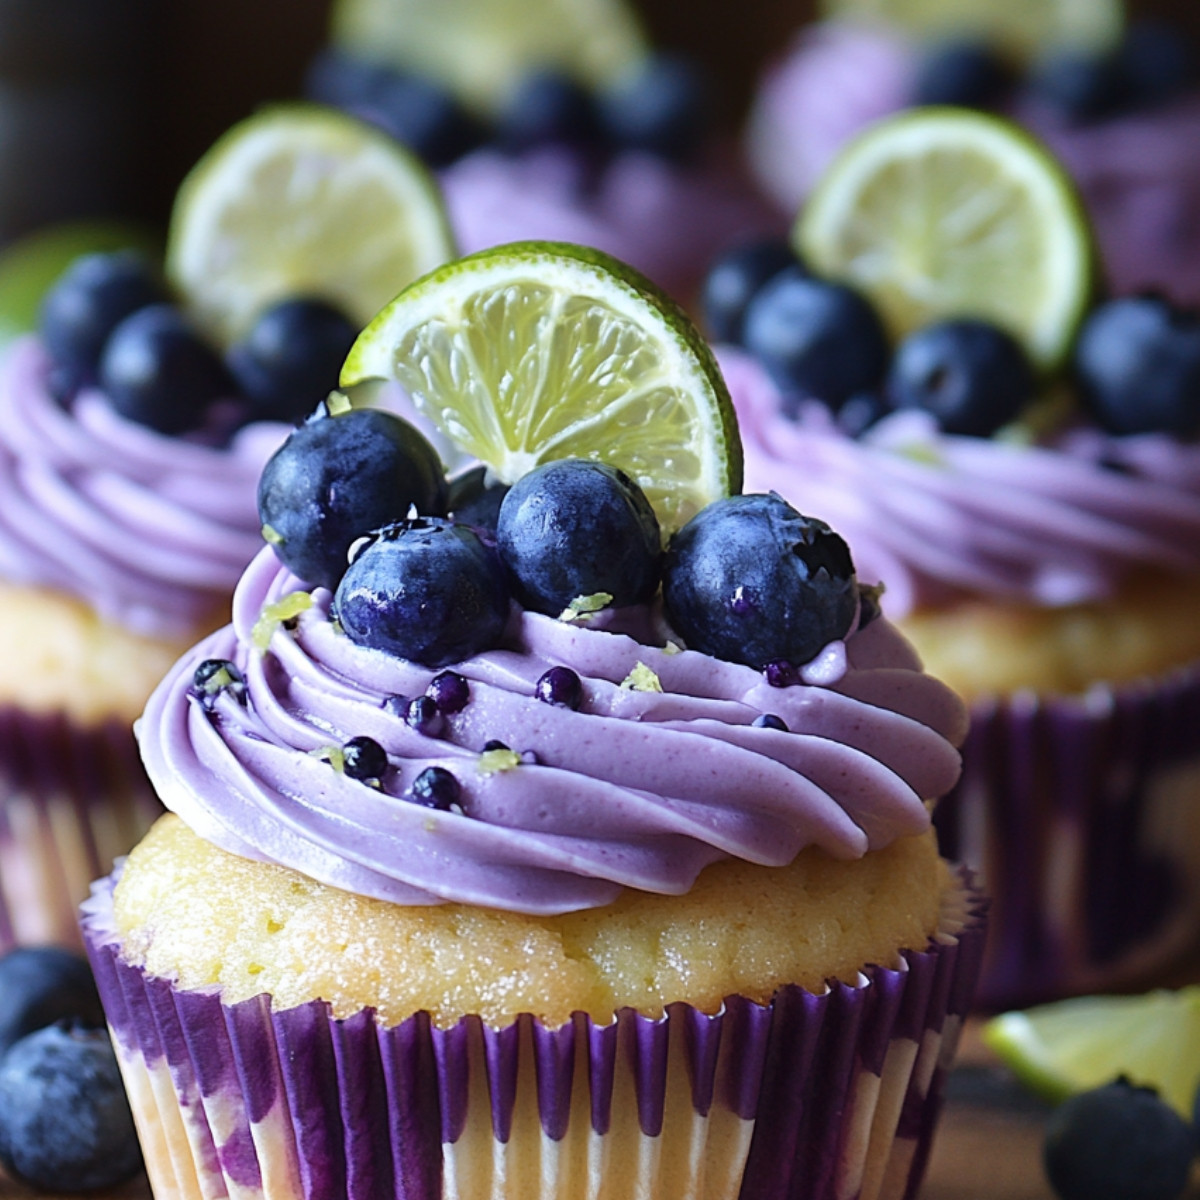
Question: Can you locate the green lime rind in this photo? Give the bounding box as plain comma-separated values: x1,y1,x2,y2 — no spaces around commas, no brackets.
342,240,742,533
167,103,456,345
796,107,1097,373
983,987,1200,1119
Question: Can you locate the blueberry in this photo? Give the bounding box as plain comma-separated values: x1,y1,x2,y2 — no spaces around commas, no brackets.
342,735,389,782
752,713,788,731
910,39,1013,109
701,237,799,345
1074,296,1200,436
596,52,709,162
99,303,234,435
191,658,246,707
39,250,167,382
448,465,509,534
0,948,103,1060
497,69,599,151
257,407,449,590
227,297,358,425
496,459,661,615
334,517,510,667
409,766,460,810
535,665,583,709
886,318,1035,436
427,670,470,714
742,269,890,408
1031,48,1129,122
1043,1079,1194,1200
1118,20,1196,110
405,694,445,736
662,493,858,670
0,1023,141,1191
356,73,488,167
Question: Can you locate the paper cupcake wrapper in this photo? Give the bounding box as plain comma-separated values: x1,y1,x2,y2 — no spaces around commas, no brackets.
935,660,1200,1010
0,703,159,950
82,867,985,1200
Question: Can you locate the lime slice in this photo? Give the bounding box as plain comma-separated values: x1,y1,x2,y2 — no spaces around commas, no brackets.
330,0,648,115
0,221,159,348
984,987,1200,1119
167,105,456,346
796,108,1094,371
822,0,1122,61
341,241,741,531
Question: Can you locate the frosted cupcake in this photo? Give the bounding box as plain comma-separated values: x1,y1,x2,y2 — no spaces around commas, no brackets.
82,242,985,1199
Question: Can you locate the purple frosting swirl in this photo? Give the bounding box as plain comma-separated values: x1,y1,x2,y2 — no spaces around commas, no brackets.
137,547,967,915
0,337,285,638
724,349,1200,617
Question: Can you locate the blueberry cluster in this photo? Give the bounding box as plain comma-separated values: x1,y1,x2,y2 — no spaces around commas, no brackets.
0,948,141,1192
705,237,1036,439
306,50,710,168
40,250,358,436
1043,1077,1199,1200
909,18,1197,125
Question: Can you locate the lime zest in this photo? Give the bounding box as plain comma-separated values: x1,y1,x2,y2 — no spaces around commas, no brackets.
559,592,614,623
325,390,354,416
620,662,663,692
308,744,347,773
253,592,314,650
261,524,284,546
477,747,522,775
662,641,682,655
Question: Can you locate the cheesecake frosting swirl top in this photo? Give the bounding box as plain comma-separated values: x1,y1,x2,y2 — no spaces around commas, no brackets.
138,546,967,915
0,336,285,639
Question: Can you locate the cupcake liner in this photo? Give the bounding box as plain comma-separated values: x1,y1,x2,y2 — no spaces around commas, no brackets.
935,660,1200,1010
0,703,159,949
82,867,986,1200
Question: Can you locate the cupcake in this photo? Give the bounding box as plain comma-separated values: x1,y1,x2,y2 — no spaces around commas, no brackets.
82,242,985,1199
745,5,1200,305
714,107,1200,1008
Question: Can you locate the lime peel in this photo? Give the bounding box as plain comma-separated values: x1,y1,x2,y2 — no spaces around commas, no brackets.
253,592,314,650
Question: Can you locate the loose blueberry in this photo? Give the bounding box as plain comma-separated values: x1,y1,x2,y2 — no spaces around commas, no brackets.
1031,48,1129,122
0,948,103,1060
1118,20,1196,110
448,465,510,534
258,407,449,590
409,766,460,810
496,459,661,615
191,658,246,707
0,1023,141,1192
596,52,709,162
910,39,1013,109
99,304,233,435
427,670,470,714
886,318,1035,436
1074,296,1200,436
334,517,510,667
662,493,858,671
1043,1078,1194,1200
227,297,358,425
742,269,890,408
536,665,583,709
752,713,788,731
342,734,389,781
356,72,487,167
497,69,599,150
405,694,445,736
39,250,168,382
701,237,799,345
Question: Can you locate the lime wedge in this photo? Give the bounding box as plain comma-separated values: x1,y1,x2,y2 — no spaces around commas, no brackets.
796,108,1094,371
167,105,456,345
331,0,648,115
822,0,1122,61
341,241,741,531
984,987,1200,1119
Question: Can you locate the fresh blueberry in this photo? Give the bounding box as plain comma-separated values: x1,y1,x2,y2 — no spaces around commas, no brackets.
448,465,509,534
701,237,799,345
742,269,890,408
752,713,788,731
496,459,661,615
0,948,103,1060
405,694,445,736
1118,20,1196,110
191,658,246,707
427,670,470,714
0,1023,141,1191
497,69,599,150
227,297,358,425
662,493,858,671
1074,296,1200,436
596,52,709,162
886,318,1035,436
304,48,394,109
342,735,389,782
39,250,168,382
258,407,449,590
1043,1078,1194,1200
535,665,583,709
409,766,460,810
355,73,488,167
910,39,1013,109
1031,48,1129,122
334,517,510,667
99,303,234,435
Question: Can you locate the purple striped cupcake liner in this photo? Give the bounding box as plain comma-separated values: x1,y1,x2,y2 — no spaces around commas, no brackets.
0,703,159,950
934,659,1200,1010
82,867,986,1200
